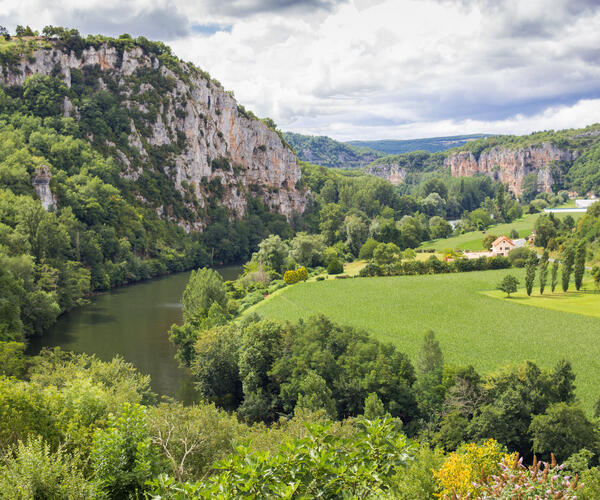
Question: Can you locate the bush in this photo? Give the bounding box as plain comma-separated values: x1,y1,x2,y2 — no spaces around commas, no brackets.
0,435,94,499
508,246,531,268
359,262,382,277
327,259,344,275
283,270,300,284
315,276,325,281
296,267,308,281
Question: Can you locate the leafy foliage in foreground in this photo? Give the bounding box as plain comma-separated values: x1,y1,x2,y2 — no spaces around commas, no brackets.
149,418,414,499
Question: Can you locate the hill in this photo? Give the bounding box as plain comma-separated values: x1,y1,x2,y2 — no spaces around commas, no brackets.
0,28,306,340
365,125,600,197
283,132,382,168
349,134,490,155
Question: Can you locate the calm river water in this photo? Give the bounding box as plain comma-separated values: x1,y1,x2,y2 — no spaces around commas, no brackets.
27,266,242,403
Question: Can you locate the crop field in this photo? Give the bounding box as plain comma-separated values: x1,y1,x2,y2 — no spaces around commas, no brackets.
248,269,600,413
423,212,586,251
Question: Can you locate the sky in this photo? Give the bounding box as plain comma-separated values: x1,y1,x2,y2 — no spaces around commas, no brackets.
2,0,600,141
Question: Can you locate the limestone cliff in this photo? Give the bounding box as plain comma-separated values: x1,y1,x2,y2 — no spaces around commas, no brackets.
2,43,307,229
444,143,576,196
366,163,407,185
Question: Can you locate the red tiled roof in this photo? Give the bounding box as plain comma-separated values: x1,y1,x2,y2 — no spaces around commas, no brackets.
492,236,514,247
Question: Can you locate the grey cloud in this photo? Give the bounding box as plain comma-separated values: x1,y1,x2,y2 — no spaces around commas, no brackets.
203,0,348,17
58,4,191,40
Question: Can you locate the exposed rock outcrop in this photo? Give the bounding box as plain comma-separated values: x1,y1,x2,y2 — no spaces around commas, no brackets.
444,143,576,196
366,163,407,185
32,165,54,210
3,44,307,229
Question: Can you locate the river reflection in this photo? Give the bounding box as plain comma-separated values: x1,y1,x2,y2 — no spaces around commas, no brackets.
27,266,242,404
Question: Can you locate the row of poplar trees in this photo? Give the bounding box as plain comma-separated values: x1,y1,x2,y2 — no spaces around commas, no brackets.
524,240,587,296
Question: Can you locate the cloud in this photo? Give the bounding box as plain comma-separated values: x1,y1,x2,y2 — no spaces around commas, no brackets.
1,0,600,140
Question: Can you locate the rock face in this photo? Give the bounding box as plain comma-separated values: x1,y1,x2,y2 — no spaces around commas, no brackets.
366,163,407,185
3,44,307,229
32,165,54,210
444,143,576,196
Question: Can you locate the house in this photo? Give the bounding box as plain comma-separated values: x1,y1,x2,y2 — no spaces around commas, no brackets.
491,236,515,256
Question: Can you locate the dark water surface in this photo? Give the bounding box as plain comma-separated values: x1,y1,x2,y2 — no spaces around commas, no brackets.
27,266,242,403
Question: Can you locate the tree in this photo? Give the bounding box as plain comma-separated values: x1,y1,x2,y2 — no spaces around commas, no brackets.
182,268,227,325
592,265,600,291
415,331,445,417
574,240,586,291
551,261,559,292
534,215,557,247
15,25,36,37
358,238,378,260
510,228,519,239
373,242,400,266
482,234,497,251
289,232,325,267
524,252,537,296
91,403,159,499
561,245,575,292
521,173,539,202
256,234,288,273
0,26,9,41
529,403,595,462
319,203,344,245
499,275,518,297
539,250,549,294
343,214,369,256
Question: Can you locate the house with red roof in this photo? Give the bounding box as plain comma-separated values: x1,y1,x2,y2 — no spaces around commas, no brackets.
491,236,515,256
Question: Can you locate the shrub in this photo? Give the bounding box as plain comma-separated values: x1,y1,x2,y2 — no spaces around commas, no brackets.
0,435,94,499
327,259,343,275
435,439,512,499
296,267,308,281
508,246,531,268
315,276,325,281
480,454,582,499
283,270,300,284
359,262,382,277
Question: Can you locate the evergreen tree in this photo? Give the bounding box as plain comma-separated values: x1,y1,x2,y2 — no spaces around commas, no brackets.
551,261,559,292
561,246,575,292
574,240,586,291
525,252,537,296
539,250,549,295
415,331,445,418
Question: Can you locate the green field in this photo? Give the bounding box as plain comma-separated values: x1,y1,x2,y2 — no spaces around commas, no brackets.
248,269,600,413
485,284,600,319
423,212,585,251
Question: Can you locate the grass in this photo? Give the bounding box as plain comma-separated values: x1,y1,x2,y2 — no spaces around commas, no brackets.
248,269,600,414
484,282,600,319
423,212,585,252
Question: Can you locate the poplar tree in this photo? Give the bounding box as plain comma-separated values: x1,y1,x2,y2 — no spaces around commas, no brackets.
539,250,549,295
551,261,559,292
574,240,586,291
525,252,537,296
561,246,575,292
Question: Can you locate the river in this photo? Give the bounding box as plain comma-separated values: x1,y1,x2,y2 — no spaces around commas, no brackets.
27,266,242,404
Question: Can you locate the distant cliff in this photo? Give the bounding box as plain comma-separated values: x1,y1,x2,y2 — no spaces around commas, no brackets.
444,143,577,196
2,39,307,229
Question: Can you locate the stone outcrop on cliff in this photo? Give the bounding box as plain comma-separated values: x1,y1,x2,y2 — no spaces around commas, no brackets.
366,163,407,185
3,43,307,229
31,165,54,210
444,143,576,196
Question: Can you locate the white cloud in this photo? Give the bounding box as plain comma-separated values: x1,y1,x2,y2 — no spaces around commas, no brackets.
2,0,600,140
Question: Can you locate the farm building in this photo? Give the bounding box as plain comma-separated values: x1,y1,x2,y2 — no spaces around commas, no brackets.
491,236,515,256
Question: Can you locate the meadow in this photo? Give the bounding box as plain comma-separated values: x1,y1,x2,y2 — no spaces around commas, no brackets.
248,268,600,413
485,284,600,319
423,211,585,251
